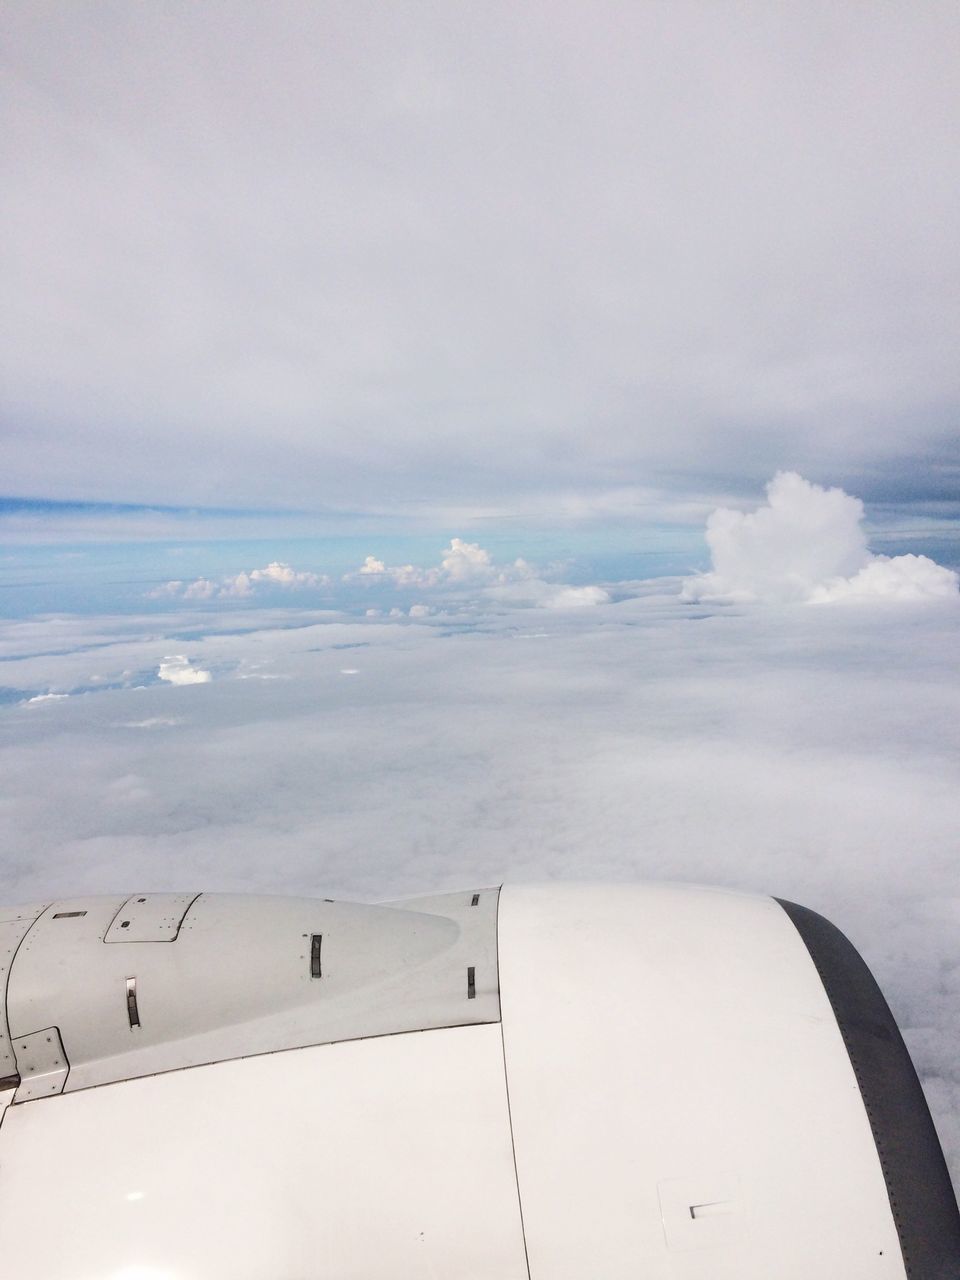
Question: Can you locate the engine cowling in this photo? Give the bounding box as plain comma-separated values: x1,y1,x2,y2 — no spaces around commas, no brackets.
0,883,956,1279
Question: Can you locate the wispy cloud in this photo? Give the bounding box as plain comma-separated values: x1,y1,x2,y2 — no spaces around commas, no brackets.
485,581,611,609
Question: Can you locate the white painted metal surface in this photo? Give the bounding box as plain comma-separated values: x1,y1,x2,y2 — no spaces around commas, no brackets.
11,1026,68,1101
0,1023,529,1280
102,892,198,942
497,882,903,1279
6,890,498,1091
0,905,47,1084
0,881,936,1278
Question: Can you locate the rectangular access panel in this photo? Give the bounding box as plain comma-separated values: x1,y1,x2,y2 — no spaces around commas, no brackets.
103,894,198,943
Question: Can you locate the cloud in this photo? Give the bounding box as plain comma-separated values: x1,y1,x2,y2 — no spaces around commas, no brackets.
153,562,328,601
683,473,959,605
1,593,958,1191
183,578,219,600
350,553,435,588
249,562,324,588
486,580,611,609
157,655,211,685
810,553,960,604
347,539,590,605
439,538,495,583
114,717,184,729
4,6,960,516
347,542,486,588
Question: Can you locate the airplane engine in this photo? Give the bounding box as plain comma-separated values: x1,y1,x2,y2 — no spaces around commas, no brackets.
0,882,957,1278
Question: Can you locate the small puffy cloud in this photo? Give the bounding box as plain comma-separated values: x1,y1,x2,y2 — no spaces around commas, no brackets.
157,655,212,685
182,577,220,600
347,538,496,588
155,562,327,601
347,554,433,588
439,538,494,583
388,564,431,587
683,472,959,606
348,539,606,609
348,540,535,592
250,562,322,588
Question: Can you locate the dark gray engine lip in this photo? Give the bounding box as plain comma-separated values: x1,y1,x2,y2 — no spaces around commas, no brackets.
776,898,960,1280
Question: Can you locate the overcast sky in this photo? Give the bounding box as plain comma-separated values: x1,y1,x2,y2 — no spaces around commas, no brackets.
3,1,959,520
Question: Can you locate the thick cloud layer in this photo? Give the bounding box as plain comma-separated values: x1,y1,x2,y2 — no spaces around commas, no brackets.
684,473,959,604
1,595,958,1192
3,4,959,513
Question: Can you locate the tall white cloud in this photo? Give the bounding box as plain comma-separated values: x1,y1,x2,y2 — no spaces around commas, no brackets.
439,538,495,583
683,473,959,605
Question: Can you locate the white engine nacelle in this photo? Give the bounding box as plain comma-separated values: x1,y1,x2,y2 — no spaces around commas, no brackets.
0,883,957,1278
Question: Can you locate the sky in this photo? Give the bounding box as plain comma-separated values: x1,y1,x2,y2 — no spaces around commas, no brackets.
1,2,959,1198
2,1,959,523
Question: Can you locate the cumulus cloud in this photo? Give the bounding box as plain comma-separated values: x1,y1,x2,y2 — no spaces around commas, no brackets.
350,553,432,587
153,562,328,601
347,539,595,606
439,538,495,583
683,473,959,605
347,540,493,588
810,554,960,604
183,578,219,600
157,655,211,685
